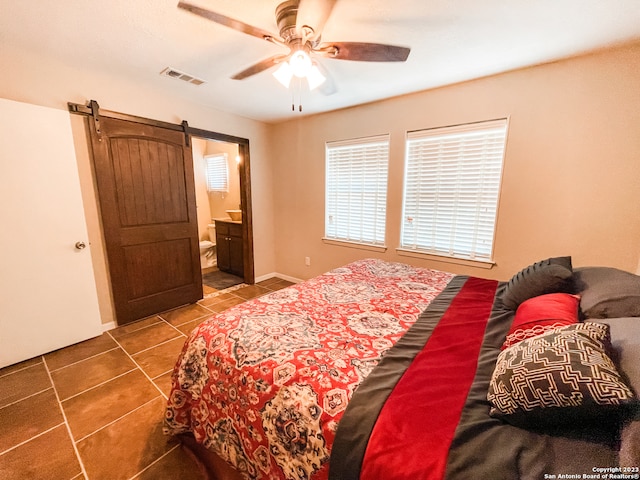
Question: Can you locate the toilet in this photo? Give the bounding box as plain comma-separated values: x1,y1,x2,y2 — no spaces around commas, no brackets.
199,224,217,267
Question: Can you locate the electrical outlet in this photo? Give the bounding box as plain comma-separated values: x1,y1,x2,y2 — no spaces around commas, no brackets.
305,256,311,266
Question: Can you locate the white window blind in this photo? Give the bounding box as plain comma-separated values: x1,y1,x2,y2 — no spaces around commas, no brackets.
400,119,508,262
325,135,389,246
205,154,228,193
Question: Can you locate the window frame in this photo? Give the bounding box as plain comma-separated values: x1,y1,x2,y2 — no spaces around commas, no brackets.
204,153,229,193
398,118,509,267
323,134,390,251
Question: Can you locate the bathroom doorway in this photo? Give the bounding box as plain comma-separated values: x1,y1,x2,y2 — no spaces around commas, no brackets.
191,138,244,295
191,136,250,292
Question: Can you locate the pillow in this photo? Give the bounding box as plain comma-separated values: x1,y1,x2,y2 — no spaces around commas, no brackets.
487,322,636,429
573,267,640,319
592,318,640,467
501,256,573,310
592,318,640,398
501,293,579,350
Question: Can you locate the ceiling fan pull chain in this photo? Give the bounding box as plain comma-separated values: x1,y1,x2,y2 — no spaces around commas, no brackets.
298,77,303,112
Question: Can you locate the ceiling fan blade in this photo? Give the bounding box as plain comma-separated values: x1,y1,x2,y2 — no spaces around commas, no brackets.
178,1,275,41
296,0,337,41
315,42,410,62
231,54,289,80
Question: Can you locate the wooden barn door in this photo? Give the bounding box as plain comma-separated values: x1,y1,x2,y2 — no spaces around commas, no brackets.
89,115,202,324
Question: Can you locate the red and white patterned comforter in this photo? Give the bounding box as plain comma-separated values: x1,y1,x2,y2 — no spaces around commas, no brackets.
164,259,454,479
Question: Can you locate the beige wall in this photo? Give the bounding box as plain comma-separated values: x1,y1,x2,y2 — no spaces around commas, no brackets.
3,37,640,326
0,44,277,326
270,41,640,281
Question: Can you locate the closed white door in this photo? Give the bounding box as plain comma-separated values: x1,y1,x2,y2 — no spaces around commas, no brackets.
0,98,102,368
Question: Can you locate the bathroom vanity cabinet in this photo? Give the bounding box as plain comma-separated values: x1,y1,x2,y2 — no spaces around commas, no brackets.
215,219,244,277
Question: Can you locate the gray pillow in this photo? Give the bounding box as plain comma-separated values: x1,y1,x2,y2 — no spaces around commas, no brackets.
593,318,639,398
501,257,573,310
594,317,640,468
574,267,640,318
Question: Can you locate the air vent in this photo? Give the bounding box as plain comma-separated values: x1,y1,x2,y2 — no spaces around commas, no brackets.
160,67,206,86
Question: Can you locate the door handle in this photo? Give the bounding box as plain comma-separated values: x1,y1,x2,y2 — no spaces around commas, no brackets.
75,241,87,250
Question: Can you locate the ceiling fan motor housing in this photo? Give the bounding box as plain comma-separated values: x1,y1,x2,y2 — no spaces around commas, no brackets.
276,0,319,48
276,0,300,43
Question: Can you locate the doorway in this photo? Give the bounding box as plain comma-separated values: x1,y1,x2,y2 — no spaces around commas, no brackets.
186,124,254,289
186,125,254,292
192,137,245,292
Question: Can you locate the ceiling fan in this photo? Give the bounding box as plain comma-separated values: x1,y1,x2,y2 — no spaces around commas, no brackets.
177,0,411,94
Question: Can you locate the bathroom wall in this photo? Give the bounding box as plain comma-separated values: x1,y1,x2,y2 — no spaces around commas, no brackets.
192,137,213,242
206,141,241,221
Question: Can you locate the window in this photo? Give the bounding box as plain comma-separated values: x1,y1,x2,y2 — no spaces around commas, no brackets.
325,135,389,247
400,119,508,263
205,154,228,193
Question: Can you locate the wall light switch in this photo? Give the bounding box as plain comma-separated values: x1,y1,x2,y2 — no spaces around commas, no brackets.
305,257,311,266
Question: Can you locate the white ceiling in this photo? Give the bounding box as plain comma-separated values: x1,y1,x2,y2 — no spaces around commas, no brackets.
2,0,640,123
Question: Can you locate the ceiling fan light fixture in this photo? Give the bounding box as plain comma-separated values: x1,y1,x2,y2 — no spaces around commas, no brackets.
273,61,293,88
289,49,312,78
307,63,326,90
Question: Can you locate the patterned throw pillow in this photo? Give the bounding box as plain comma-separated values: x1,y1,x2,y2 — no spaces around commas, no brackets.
501,293,579,350
488,322,635,428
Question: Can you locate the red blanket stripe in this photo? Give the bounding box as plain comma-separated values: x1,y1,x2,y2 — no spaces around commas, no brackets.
360,277,498,480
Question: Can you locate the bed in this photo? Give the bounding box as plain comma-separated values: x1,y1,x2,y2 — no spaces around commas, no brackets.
164,257,640,479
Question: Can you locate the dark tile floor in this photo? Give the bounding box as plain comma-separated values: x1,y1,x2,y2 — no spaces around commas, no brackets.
0,277,293,480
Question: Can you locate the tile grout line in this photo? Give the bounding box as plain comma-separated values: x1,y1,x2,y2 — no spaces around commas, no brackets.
59,368,138,402
0,360,43,379
125,444,182,480
161,316,196,337
129,334,187,356
106,329,175,401
152,368,174,381
109,316,165,341
73,395,163,444
47,346,121,373
0,386,53,410
0,422,65,456
42,354,90,480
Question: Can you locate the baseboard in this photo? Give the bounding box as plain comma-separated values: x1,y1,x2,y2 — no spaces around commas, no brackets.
101,321,117,332
255,272,303,284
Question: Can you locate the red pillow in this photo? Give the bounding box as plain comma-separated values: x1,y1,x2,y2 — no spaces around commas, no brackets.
502,293,580,350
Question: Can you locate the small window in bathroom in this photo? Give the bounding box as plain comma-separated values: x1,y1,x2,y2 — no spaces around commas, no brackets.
205,153,228,193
